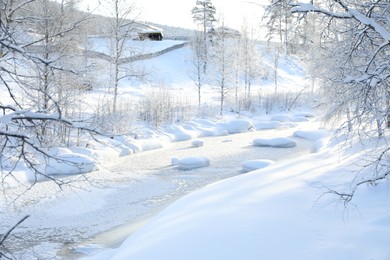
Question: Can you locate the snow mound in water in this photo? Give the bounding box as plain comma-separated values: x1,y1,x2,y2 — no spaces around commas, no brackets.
176,157,210,170
292,116,309,122
255,121,297,130
241,159,274,173
171,157,179,166
270,114,310,123
217,119,255,134
253,137,297,148
270,114,294,122
192,140,204,147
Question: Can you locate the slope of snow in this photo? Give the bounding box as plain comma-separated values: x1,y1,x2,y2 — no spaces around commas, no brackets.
90,137,390,260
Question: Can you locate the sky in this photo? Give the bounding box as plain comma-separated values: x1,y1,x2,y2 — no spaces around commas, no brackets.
79,0,265,31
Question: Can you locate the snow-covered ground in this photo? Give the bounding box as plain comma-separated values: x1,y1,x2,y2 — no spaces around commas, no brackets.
90,134,390,260
1,36,389,260
0,116,316,259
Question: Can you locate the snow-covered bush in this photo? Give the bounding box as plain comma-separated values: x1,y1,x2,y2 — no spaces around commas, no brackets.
137,87,195,126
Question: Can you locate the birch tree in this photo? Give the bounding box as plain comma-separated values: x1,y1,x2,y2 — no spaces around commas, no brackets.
211,20,236,116
105,0,138,113
240,21,261,103
189,30,207,108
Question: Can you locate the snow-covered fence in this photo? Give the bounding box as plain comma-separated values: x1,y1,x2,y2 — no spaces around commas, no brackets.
118,42,188,64
84,42,188,64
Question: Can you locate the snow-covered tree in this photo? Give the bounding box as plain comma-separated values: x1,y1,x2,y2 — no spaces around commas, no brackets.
264,0,291,54
287,0,390,137
189,30,207,108
105,0,139,113
0,0,100,188
266,0,390,199
25,0,88,139
210,19,236,116
240,21,261,103
191,0,216,74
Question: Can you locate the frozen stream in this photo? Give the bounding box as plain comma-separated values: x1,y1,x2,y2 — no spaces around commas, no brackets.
0,127,314,259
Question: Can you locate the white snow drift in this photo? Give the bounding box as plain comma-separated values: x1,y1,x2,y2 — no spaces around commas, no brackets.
253,137,297,148
241,159,274,173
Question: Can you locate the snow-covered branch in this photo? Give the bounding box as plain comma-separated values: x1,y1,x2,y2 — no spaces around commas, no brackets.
290,1,390,41
290,2,352,19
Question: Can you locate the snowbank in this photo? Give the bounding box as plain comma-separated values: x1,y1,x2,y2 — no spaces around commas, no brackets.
40,148,96,176
191,139,204,147
90,139,390,260
44,153,96,176
216,119,255,134
241,159,274,173
253,137,297,148
254,121,297,130
176,157,210,170
294,129,329,141
270,114,294,122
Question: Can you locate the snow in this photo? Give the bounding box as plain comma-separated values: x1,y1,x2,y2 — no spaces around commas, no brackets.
2,25,389,260
22,147,98,182
270,114,294,122
88,38,186,58
253,137,297,148
44,153,97,176
90,137,390,260
241,159,274,173
254,121,297,130
176,156,210,170
270,113,309,123
216,119,255,134
191,139,204,147
294,129,329,141
291,2,390,41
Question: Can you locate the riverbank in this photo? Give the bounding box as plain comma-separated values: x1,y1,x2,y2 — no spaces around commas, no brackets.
0,118,317,259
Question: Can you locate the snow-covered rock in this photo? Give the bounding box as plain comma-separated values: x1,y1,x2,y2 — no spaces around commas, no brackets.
292,116,309,122
135,139,165,151
270,114,293,122
241,159,274,173
171,157,179,166
253,137,297,148
191,139,204,147
217,119,255,134
164,125,197,141
255,121,297,130
177,157,210,170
